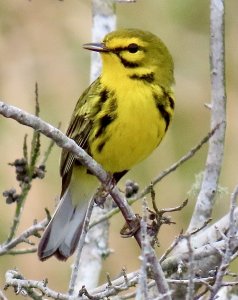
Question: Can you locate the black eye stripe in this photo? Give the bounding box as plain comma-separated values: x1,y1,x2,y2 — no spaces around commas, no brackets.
112,44,142,54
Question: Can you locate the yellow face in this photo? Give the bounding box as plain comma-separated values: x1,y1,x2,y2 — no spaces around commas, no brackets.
100,38,151,86
83,28,174,88
100,28,174,88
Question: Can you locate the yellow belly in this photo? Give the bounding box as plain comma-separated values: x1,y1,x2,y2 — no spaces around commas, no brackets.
90,85,166,173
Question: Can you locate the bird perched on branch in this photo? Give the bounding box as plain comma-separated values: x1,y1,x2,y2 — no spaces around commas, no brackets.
38,28,175,261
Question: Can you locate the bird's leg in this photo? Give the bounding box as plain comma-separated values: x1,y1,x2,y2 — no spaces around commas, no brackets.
94,173,116,208
94,185,108,208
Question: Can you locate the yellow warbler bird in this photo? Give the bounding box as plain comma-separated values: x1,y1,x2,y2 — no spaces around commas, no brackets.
38,28,175,261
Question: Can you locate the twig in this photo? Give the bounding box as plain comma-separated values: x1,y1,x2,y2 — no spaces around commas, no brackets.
4,248,37,256
95,209,238,298
159,231,183,263
5,269,140,300
171,206,238,257
0,219,47,256
217,282,238,287
89,271,140,299
136,198,149,300
5,270,68,300
5,265,238,300
137,197,172,300
5,87,50,243
94,278,237,299
189,218,212,236
29,83,41,177
161,240,224,282
147,251,172,300
6,179,30,243
188,0,226,232
156,199,188,215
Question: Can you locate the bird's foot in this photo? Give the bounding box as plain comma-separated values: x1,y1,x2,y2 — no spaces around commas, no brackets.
120,214,141,238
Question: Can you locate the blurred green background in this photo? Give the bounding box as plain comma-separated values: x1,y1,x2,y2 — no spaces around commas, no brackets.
0,0,237,298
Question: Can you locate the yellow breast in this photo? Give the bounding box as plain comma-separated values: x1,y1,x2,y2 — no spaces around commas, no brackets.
89,79,167,173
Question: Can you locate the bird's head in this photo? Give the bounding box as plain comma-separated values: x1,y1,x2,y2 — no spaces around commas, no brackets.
83,28,174,88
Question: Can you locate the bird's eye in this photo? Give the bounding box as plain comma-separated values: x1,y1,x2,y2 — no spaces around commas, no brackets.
127,43,139,53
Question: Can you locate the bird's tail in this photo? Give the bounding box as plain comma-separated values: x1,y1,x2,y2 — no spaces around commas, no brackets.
38,165,99,261
38,188,87,261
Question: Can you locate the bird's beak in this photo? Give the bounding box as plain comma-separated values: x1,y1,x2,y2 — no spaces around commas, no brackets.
83,42,110,53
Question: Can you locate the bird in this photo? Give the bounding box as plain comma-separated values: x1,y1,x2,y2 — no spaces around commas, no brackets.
38,28,175,261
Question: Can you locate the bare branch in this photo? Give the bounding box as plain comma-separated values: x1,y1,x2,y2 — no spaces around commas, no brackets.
0,219,47,256
136,199,149,300
148,252,171,300
136,199,171,300
0,101,103,181
171,207,238,258
159,232,182,263
161,184,238,299
90,0,116,82
209,185,238,299
5,270,68,300
7,265,238,300
188,0,226,232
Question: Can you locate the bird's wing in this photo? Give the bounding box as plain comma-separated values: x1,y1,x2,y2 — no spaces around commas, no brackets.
59,78,101,196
